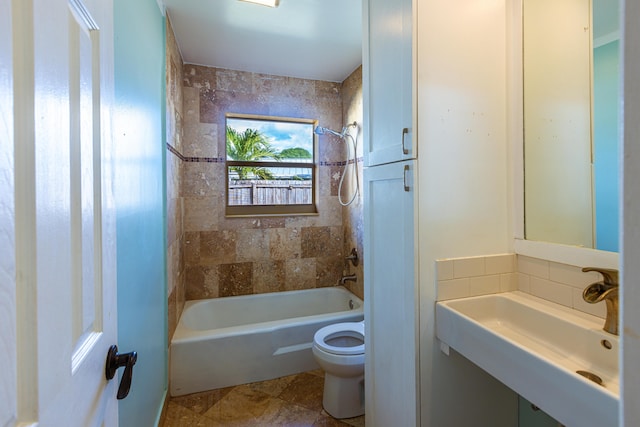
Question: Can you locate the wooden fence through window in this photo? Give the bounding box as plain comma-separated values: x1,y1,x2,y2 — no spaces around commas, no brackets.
228,180,312,205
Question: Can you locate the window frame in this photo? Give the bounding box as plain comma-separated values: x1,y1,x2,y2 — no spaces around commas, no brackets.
224,113,319,217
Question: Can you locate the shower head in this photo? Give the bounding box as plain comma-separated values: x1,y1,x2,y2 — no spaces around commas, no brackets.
314,122,358,138
314,126,343,137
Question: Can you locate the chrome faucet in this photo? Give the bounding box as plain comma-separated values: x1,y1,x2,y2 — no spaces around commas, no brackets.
339,274,357,285
582,267,619,335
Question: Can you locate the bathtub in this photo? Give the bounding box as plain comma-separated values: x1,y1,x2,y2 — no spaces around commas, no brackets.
169,286,363,396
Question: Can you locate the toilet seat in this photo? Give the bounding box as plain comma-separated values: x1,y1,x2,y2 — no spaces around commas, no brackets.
314,322,364,356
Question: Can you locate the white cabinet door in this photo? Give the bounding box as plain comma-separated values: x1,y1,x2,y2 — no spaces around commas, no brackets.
364,0,415,166
363,161,418,426
1,0,119,425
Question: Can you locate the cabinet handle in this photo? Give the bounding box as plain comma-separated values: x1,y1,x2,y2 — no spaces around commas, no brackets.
401,127,409,155
403,165,410,192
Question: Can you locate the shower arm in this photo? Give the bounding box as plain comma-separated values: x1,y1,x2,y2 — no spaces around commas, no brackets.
314,121,357,138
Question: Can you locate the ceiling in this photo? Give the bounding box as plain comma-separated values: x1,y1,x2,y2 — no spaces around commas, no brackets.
162,0,363,83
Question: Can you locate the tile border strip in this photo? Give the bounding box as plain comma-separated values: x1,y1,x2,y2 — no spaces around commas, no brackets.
166,143,363,166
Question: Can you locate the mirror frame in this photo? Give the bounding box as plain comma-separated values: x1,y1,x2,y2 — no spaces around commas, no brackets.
508,0,619,270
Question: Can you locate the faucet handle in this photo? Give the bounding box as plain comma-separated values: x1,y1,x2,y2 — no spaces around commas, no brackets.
582,267,619,286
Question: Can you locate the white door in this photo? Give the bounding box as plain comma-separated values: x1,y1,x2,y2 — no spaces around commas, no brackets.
0,0,120,426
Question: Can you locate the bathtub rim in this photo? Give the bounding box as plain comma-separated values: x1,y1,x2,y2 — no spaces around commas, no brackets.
172,286,364,344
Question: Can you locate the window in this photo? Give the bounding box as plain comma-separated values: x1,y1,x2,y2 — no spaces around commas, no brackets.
225,114,317,216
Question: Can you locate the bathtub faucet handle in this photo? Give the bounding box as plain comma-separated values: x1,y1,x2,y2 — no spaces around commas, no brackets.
345,248,359,267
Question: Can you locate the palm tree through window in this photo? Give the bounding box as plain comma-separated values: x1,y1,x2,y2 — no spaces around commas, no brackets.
225,114,317,216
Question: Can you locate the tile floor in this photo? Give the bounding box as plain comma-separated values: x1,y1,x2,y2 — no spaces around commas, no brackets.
161,370,365,426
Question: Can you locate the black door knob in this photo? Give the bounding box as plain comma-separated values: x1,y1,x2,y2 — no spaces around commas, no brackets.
105,345,137,400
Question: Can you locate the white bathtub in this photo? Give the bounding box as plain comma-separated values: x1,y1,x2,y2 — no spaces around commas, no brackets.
169,286,363,396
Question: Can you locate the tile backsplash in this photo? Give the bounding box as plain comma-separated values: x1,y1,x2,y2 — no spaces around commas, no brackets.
517,255,606,319
436,254,517,301
436,254,607,319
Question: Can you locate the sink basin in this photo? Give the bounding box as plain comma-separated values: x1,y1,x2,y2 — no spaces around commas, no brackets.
436,291,619,427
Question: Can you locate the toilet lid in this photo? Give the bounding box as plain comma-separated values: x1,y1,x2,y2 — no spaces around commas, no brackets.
314,322,365,356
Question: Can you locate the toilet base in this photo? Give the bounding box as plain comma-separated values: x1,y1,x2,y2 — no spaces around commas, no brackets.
322,372,365,419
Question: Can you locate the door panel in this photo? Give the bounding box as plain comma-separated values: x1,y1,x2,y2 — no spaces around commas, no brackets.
363,161,419,426
2,0,117,425
364,0,415,166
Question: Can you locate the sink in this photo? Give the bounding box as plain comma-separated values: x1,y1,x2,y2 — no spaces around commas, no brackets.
436,291,619,427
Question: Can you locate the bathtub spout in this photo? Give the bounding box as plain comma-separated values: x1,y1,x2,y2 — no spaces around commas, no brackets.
339,274,357,285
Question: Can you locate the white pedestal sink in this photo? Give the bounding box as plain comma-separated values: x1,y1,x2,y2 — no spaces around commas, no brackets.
436,291,619,427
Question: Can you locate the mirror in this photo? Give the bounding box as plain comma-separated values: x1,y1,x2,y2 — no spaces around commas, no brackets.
523,0,620,252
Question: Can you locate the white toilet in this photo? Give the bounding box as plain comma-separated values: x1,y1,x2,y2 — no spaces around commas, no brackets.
312,321,365,419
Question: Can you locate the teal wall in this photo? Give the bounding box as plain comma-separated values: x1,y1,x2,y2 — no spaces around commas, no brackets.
593,40,620,252
113,0,167,425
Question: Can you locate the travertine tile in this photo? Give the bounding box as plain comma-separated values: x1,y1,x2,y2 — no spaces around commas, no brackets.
199,230,236,264
302,227,331,258
168,288,177,342
301,226,342,259
218,262,253,297
171,388,234,415
183,122,219,158
182,162,222,197
256,398,319,426
162,402,216,427
316,79,342,100
285,258,317,291
278,373,325,412
216,68,254,94
184,231,200,265
183,64,217,89
182,86,200,125
268,227,301,260
328,166,343,197
183,196,222,232
178,63,364,303
247,375,297,398
162,372,362,427
185,266,219,300
252,260,285,294
316,256,345,288
236,228,269,262
202,385,271,423
317,196,343,227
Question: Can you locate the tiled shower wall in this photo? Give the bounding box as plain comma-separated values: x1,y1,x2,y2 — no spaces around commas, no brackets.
341,67,364,299
165,14,364,338
177,64,365,302
166,16,185,342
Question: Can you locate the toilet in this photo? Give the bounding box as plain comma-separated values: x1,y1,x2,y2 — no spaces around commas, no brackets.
312,321,365,419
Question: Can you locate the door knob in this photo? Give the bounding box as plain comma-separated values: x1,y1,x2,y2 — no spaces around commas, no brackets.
105,345,137,400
